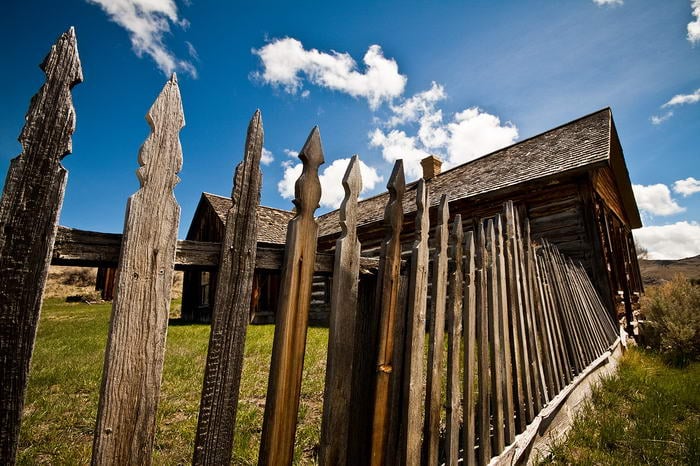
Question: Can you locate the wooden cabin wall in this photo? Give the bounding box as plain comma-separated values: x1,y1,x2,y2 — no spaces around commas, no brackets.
181,203,223,322
317,174,619,317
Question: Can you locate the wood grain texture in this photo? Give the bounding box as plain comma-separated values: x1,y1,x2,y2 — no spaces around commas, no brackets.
92,75,184,466
0,28,82,464
370,160,405,466
475,222,491,465
319,155,362,466
495,216,515,444
485,219,505,454
193,110,263,465
423,195,450,466
399,179,429,466
503,203,526,434
258,127,324,466
445,214,463,466
51,225,379,273
463,231,477,466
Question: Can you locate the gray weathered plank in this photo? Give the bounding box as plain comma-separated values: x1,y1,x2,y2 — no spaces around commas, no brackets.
51,225,380,273
399,179,430,466
445,214,463,466
319,155,362,466
423,195,449,466
193,110,264,465
463,231,477,466
0,28,82,464
370,160,405,466
258,127,324,466
92,74,184,465
475,222,491,465
495,216,515,444
486,218,505,454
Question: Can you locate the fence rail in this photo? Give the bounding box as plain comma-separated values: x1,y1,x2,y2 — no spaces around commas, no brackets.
1,29,621,466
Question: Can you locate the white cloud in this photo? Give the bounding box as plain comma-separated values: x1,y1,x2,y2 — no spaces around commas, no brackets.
446,108,519,166
371,83,517,179
369,128,431,179
662,88,700,107
283,148,299,158
252,38,406,109
593,0,623,5
278,157,383,209
689,0,700,44
673,177,700,197
86,0,196,78
632,183,686,216
260,147,274,165
634,221,700,260
650,111,673,125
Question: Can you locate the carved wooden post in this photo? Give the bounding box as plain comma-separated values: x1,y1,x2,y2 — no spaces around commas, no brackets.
423,194,449,466
0,28,82,464
445,214,463,466
193,110,264,465
399,179,429,466
319,155,362,466
258,127,324,466
370,160,405,466
92,74,184,466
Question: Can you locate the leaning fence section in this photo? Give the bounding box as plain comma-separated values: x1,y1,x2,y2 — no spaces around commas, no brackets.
1,28,621,466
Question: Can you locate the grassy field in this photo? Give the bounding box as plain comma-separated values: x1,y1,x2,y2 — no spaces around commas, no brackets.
18,299,328,465
539,347,700,465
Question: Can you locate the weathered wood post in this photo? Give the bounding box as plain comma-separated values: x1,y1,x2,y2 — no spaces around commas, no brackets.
258,127,324,466
370,160,405,466
193,110,264,465
319,155,362,466
399,179,429,466
92,74,184,466
0,28,82,465
445,214,463,466
463,231,477,466
423,195,449,466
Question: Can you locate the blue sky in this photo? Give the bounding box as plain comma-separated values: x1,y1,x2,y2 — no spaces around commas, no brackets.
1,0,699,259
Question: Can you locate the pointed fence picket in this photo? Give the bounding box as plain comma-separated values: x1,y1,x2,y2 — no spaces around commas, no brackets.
0,28,82,465
0,28,625,466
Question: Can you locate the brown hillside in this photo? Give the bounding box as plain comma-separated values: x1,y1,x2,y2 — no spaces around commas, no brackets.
639,255,700,286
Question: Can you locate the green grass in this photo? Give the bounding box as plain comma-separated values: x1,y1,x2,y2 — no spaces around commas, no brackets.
538,347,700,465
18,299,328,465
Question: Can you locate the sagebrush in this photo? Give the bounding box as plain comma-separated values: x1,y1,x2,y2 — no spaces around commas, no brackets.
642,275,700,365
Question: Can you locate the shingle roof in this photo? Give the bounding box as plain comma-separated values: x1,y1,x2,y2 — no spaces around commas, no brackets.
197,108,638,243
317,107,616,236
202,192,294,245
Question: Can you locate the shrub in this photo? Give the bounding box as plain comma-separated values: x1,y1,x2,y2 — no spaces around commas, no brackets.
642,275,700,366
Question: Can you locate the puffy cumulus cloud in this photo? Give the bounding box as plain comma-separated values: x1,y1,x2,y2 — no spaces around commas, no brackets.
369,128,431,179
252,38,406,109
632,183,686,216
446,108,518,166
371,83,517,180
260,148,274,165
674,177,700,197
86,0,197,78
634,221,700,260
593,0,623,5
283,148,299,158
689,0,700,44
662,88,700,107
278,157,383,209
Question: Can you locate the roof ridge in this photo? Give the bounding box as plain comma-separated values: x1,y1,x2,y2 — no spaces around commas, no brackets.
202,191,294,214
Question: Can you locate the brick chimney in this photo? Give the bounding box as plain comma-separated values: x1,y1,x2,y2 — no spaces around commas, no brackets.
421,155,442,180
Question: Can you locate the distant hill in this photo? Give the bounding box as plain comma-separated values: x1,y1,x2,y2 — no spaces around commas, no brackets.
639,255,700,286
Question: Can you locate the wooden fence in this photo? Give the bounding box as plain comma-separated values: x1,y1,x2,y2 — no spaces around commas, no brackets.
1,29,620,466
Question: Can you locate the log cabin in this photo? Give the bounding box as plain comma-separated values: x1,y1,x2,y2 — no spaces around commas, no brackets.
180,107,643,324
